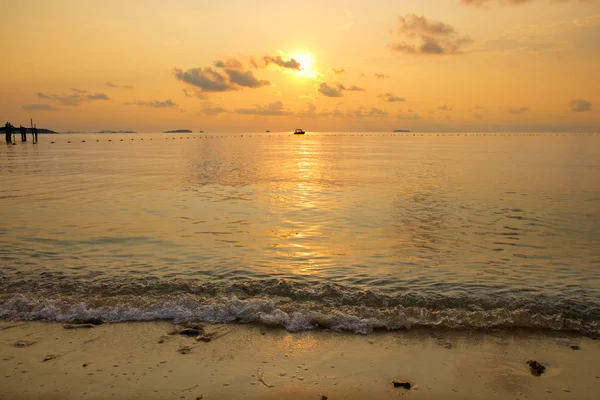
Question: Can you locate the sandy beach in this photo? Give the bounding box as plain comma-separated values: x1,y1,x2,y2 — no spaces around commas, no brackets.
1,321,598,399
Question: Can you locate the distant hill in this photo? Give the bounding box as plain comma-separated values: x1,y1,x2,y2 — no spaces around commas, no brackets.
0,127,56,133
393,129,411,132
164,129,192,133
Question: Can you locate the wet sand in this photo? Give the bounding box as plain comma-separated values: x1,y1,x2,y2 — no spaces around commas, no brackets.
1,321,599,399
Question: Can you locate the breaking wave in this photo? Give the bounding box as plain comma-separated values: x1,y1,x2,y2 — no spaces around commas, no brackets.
1,276,598,336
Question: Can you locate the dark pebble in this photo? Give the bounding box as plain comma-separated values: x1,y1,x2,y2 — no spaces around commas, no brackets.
526,360,546,376
392,379,412,389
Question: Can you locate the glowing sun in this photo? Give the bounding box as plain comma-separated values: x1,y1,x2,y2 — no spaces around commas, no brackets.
292,53,316,78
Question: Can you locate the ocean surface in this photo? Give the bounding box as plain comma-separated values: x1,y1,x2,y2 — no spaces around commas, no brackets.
1,132,599,335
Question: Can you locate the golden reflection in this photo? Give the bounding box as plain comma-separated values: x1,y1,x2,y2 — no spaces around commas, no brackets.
278,333,319,355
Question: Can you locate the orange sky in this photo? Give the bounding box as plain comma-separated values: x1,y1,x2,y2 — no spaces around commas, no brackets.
1,0,599,132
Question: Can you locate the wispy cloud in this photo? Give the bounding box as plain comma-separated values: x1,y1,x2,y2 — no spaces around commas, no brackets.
389,14,472,55
329,68,346,75
346,107,389,118
127,99,177,108
263,55,302,71
23,104,58,111
438,105,452,111
397,112,421,120
569,99,592,112
105,82,133,89
337,10,355,31
234,101,292,116
317,82,366,97
36,89,111,106
507,106,530,114
374,73,390,79
378,93,406,102
201,101,228,115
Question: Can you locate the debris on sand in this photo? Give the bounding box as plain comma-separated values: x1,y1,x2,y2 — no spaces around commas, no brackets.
42,355,57,362
72,318,103,325
13,340,36,348
64,324,96,329
177,345,192,355
570,345,580,350
321,396,328,400
392,379,412,389
257,368,275,388
526,360,546,376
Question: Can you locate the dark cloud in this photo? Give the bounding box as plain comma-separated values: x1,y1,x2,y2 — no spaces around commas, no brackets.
317,82,367,97
213,59,244,69
263,55,302,71
23,104,58,111
507,106,529,114
235,101,292,116
174,59,270,93
318,82,344,97
569,99,592,112
88,93,110,100
105,82,133,89
128,99,177,108
337,84,365,92
201,101,228,115
225,69,270,88
438,105,452,111
390,14,472,55
36,89,110,106
378,93,405,102
375,73,390,79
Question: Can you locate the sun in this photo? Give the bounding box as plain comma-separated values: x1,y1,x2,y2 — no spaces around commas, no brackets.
292,53,316,78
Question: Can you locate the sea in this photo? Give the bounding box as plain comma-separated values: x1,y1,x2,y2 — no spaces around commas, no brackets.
1,132,599,335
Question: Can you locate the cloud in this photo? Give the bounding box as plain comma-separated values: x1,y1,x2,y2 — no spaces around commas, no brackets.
397,112,421,120
378,93,406,102
330,68,346,75
88,93,110,100
318,82,344,97
105,82,133,89
390,14,472,55
375,73,390,79
507,106,530,114
347,107,390,118
128,99,177,108
234,101,292,116
213,58,243,69
317,82,367,97
174,60,270,93
23,104,58,111
36,89,110,106
337,84,365,92
473,105,485,110
201,101,228,115
263,55,302,71
569,99,592,112
438,105,452,111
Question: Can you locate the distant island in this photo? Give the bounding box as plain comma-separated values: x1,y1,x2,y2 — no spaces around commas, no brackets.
393,129,411,132
98,130,137,133
0,127,56,133
164,129,192,133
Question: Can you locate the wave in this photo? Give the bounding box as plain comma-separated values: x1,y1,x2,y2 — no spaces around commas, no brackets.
1,278,598,336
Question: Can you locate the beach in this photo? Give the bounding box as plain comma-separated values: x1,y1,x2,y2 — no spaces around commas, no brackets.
1,321,599,399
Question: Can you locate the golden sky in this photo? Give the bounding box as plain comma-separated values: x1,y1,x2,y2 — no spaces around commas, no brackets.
1,0,599,132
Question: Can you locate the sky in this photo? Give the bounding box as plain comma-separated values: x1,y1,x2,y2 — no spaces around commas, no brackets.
1,0,599,132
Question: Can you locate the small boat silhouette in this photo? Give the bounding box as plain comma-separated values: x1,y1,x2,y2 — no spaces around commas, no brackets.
293,128,305,135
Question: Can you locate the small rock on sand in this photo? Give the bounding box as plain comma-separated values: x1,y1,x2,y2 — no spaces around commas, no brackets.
13,340,36,348
392,379,412,389
42,355,57,362
526,360,546,376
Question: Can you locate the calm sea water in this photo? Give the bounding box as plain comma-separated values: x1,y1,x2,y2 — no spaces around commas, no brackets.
1,132,599,334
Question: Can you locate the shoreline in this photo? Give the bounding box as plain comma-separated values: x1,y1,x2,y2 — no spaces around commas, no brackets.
1,321,599,399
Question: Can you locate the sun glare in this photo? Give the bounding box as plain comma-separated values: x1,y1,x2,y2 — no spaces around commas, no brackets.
292,53,316,78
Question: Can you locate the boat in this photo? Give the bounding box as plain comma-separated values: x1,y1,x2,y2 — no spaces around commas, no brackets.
293,128,305,135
